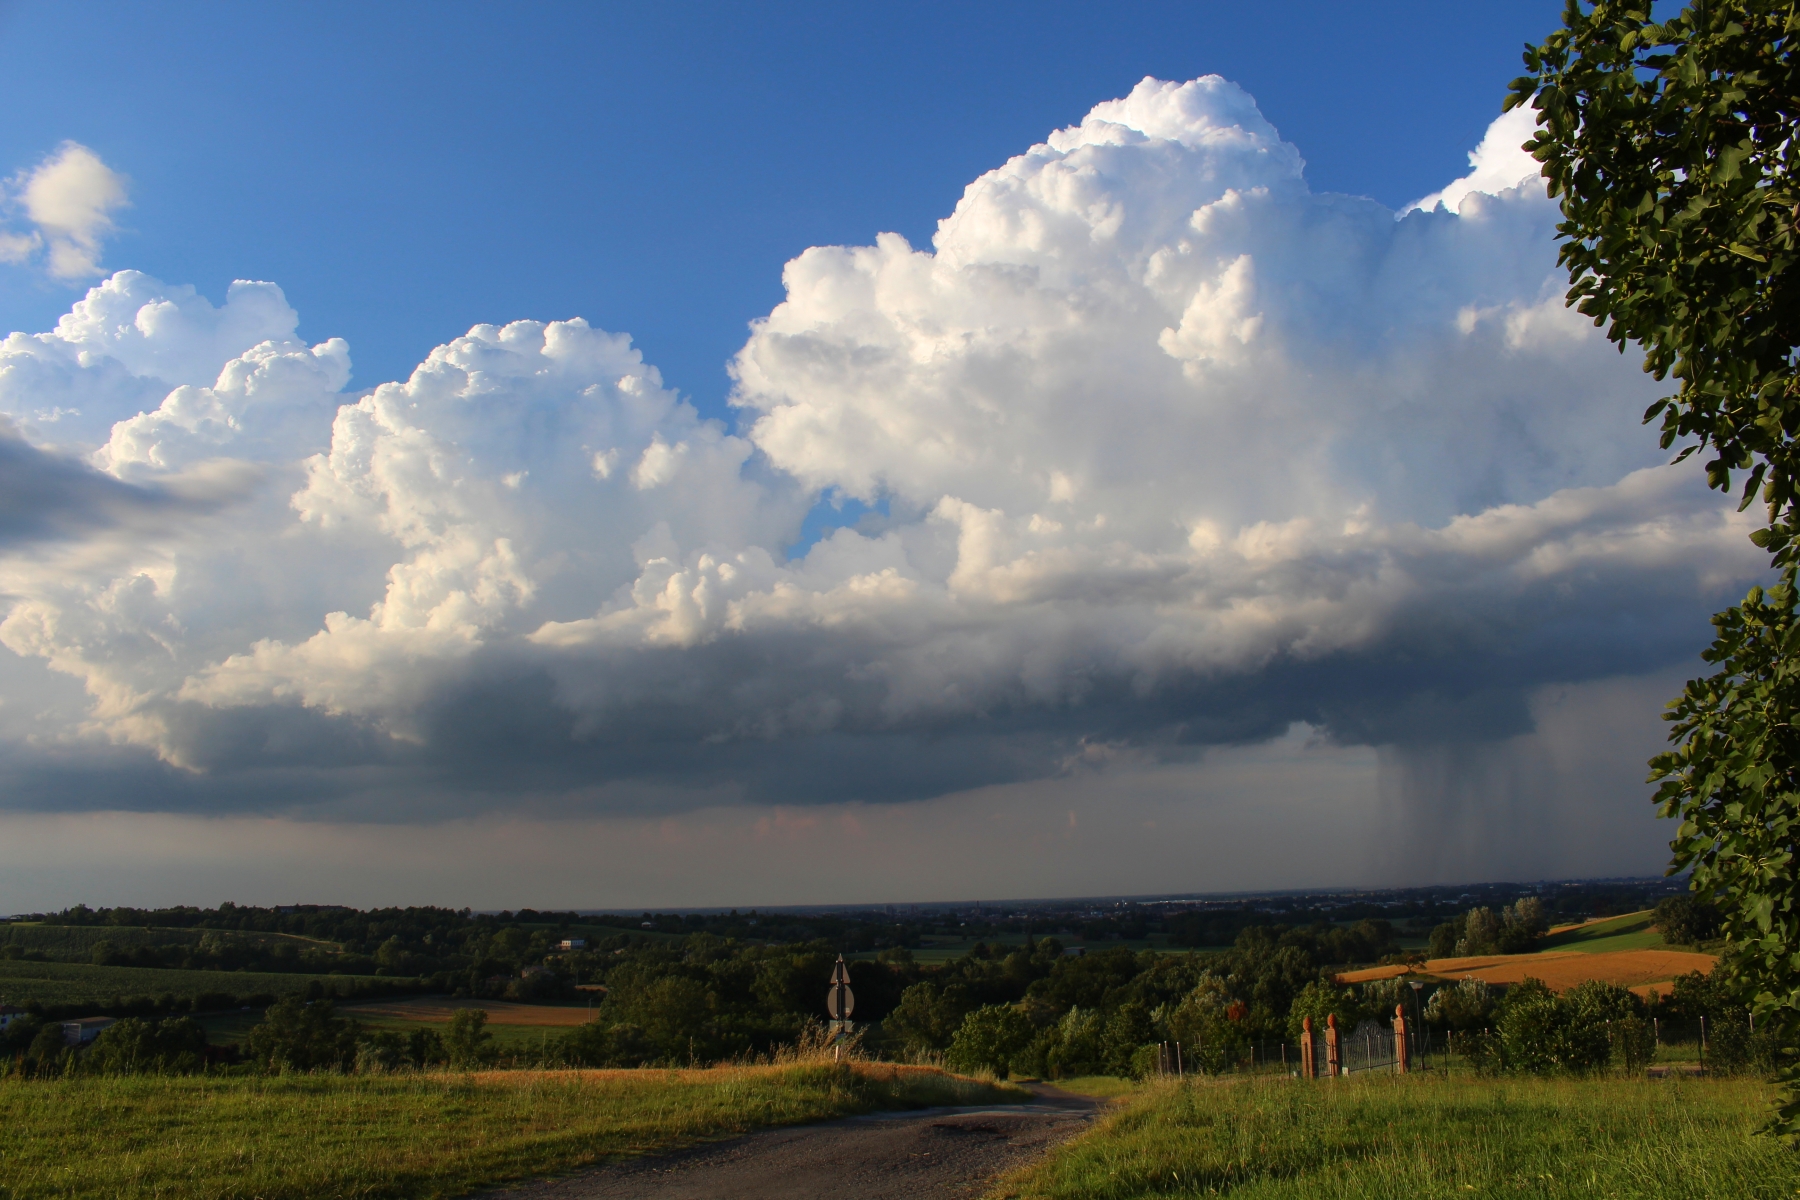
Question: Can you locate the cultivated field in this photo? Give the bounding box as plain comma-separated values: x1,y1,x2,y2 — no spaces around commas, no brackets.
1337,912,1715,997
993,1074,1795,1199
0,960,392,1009
337,996,602,1050
0,1062,1021,1200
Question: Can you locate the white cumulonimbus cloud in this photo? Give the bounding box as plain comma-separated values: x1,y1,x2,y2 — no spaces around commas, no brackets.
0,142,129,280
0,77,1766,818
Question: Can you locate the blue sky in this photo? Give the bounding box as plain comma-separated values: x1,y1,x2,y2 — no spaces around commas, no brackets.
0,1,1559,414
0,1,1747,911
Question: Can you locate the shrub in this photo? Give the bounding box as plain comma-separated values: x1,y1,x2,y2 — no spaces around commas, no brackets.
1496,979,1615,1074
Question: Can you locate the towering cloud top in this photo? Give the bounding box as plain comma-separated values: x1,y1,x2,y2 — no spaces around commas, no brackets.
0,79,1762,819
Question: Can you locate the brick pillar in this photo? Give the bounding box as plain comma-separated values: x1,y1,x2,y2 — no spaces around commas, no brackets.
1300,1016,1316,1078
1325,1013,1341,1077
1393,1004,1409,1074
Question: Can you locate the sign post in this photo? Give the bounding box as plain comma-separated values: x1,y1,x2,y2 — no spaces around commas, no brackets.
825,954,855,1060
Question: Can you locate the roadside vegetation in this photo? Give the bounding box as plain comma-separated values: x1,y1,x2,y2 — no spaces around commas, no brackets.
993,1074,1798,1200
0,1059,1021,1200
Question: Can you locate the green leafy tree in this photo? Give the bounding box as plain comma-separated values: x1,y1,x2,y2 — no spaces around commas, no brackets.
883,981,974,1059
1166,976,1250,1075
84,1017,208,1075
25,1024,68,1077
444,1007,496,1069
1512,0,1800,1130
1100,1002,1157,1077
1654,895,1722,946
944,1004,1034,1079
1424,977,1496,1031
245,997,360,1072
1286,978,1365,1044
1039,1006,1105,1079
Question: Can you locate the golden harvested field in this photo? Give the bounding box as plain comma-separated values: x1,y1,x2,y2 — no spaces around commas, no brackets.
341,996,597,1026
1337,947,1716,994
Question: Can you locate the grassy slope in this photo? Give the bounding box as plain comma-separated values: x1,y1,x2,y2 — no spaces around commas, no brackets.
0,1062,1022,1200
993,1073,1794,1200
1540,910,1665,955
0,960,392,1009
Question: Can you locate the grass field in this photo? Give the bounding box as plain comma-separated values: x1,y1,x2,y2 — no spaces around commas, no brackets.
0,959,394,1009
992,1073,1795,1199
0,1061,1021,1200
1541,910,1666,954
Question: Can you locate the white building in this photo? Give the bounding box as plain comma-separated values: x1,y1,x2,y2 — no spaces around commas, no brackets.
61,1017,115,1046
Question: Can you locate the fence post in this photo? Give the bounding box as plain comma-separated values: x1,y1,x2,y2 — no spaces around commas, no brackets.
1325,1014,1342,1077
1393,1004,1409,1074
1300,1017,1316,1078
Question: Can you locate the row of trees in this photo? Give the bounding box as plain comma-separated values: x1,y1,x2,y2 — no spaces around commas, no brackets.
5,918,1766,1082
2,998,498,1078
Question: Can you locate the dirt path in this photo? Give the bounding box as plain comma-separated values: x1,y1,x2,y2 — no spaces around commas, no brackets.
473,1085,1101,1200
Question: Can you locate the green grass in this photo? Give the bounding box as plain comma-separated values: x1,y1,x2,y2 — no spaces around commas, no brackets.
1046,1075,1140,1099
1539,911,1666,955
991,1073,1794,1199
0,960,393,1009
0,1061,1022,1200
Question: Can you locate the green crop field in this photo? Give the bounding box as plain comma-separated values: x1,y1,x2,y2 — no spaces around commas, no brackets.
0,960,393,1010
1540,911,1666,955
994,1073,1792,1199
0,1061,1020,1200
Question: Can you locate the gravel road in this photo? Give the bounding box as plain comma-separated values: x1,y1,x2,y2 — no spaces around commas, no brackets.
474,1084,1102,1200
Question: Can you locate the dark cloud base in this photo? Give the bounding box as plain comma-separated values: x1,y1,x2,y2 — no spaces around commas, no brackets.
0,557,1733,819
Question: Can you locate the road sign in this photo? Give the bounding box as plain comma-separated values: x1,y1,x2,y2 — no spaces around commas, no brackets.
826,953,855,1021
